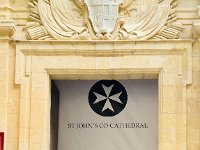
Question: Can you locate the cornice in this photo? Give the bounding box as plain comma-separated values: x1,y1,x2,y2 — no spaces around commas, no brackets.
15,39,193,44
197,5,200,17
0,20,16,36
15,39,193,56
192,5,200,39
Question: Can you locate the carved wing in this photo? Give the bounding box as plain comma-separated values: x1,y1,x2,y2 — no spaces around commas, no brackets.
152,0,184,39
118,0,184,40
26,0,90,40
26,0,184,40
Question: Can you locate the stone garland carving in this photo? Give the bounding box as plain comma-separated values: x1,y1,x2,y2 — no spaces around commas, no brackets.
25,0,184,40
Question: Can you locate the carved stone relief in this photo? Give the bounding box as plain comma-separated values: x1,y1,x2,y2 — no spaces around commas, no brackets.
25,0,184,40
193,5,200,39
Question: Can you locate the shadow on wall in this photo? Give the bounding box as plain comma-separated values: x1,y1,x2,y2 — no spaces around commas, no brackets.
50,81,59,150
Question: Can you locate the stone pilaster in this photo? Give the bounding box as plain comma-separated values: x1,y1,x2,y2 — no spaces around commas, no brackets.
187,5,200,150
0,20,17,150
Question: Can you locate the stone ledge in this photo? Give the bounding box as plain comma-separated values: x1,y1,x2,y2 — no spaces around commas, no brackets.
197,5,200,17
0,20,16,36
15,40,193,56
193,20,200,38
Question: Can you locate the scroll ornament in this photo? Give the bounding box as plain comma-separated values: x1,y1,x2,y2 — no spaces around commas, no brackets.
25,0,184,40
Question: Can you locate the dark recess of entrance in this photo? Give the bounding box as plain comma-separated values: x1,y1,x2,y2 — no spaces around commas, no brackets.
50,81,59,150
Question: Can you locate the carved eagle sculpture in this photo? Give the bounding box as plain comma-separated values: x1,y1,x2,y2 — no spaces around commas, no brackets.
26,0,184,40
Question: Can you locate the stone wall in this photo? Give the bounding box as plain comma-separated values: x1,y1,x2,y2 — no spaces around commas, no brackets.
0,0,200,150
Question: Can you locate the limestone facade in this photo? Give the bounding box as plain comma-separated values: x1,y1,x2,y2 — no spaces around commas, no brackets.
0,0,200,150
